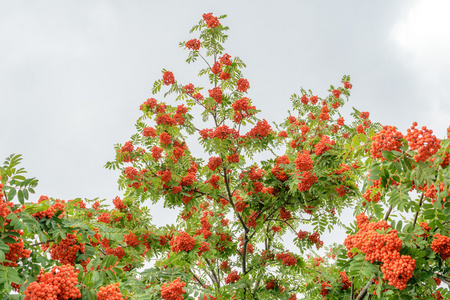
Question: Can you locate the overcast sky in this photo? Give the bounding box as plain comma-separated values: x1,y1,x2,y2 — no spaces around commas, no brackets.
2,1,450,247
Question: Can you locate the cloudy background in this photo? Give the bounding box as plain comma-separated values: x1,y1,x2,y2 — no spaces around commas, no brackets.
2,0,450,248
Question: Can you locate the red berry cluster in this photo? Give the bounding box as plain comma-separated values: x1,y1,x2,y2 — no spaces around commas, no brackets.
185,39,201,50
203,13,221,28
431,234,450,260
0,202,30,268
161,277,186,300
265,279,276,290
207,157,222,171
3,235,31,267
105,246,126,260
276,252,297,266
279,207,291,220
297,230,308,240
271,155,290,182
308,232,324,249
339,271,351,290
405,122,441,162
113,196,127,210
97,212,111,224
231,97,256,123
197,241,210,256
344,81,353,89
320,281,331,298
370,125,403,160
220,260,231,272
237,78,250,92
314,135,335,156
432,291,443,300
195,210,212,239
294,151,313,171
344,213,415,290
97,283,126,300
124,231,140,247
208,87,223,105
362,179,382,203
245,119,273,140
297,171,318,192
163,71,175,85
24,265,81,300
32,197,65,220
224,270,241,284
170,230,197,253
48,233,85,265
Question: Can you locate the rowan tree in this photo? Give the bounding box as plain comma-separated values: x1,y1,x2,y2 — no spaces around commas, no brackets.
1,13,450,300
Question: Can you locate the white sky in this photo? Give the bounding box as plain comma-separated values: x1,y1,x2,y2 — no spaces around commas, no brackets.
2,0,450,249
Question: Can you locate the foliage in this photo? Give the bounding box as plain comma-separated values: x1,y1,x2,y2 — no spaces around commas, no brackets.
1,13,450,300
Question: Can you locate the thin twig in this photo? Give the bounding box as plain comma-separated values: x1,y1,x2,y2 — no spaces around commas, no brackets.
412,193,425,227
384,205,393,221
29,239,54,247
190,269,205,287
355,276,375,300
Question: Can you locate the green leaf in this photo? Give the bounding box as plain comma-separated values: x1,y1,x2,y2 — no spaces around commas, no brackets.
6,267,22,284
17,189,24,204
7,188,16,201
0,241,9,251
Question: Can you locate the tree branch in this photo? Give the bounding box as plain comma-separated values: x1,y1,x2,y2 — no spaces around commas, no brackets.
355,276,375,300
29,239,54,247
205,258,220,289
412,193,425,227
190,269,205,287
437,273,450,285
384,205,393,221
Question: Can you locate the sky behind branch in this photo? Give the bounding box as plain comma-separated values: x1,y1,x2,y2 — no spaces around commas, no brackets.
2,0,450,244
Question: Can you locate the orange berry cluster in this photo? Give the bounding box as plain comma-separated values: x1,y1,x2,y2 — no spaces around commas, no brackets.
340,271,351,290
320,281,331,298
32,197,65,220
123,231,140,247
297,171,318,192
231,97,256,123
113,196,127,210
431,234,450,260
97,283,126,300
0,202,30,268
105,246,126,260
308,231,324,249
370,125,403,160
160,277,186,300
88,228,102,247
170,230,197,253
314,135,335,156
344,213,415,290
279,207,291,220
276,252,297,266
3,235,31,267
265,279,276,290
0,201,16,219
225,270,241,284
432,291,443,300
24,265,81,300
418,222,431,238
49,233,85,265
294,151,313,171
362,179,382,203
405,122,441,162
